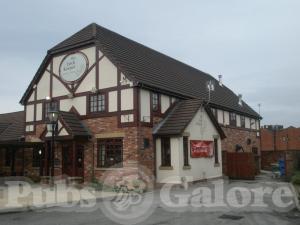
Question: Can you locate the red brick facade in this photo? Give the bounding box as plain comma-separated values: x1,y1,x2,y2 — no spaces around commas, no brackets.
1,113,263,181
260,127,300,176
17,116,157,183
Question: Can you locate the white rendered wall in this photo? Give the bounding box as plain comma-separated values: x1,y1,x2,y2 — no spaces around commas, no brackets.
217,109,224,124
26,105,34,122
109,91,118,112
140,89,150,122
36,71,50,100
99,56,118,89
60,96,87,115
156,108,222,183
121,88,133,111
36,103,43,121
161,94,170,113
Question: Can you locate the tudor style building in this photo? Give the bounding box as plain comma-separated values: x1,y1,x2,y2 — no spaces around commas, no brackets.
0,23,261,183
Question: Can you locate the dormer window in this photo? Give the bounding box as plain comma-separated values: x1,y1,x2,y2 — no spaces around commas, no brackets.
152,93,159,112
90,94,106,113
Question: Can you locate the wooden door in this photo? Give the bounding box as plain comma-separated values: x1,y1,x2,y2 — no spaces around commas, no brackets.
75,144,84,178
62,143,73,177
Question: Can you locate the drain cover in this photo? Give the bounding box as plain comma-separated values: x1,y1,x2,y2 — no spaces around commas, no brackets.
219,214,244,220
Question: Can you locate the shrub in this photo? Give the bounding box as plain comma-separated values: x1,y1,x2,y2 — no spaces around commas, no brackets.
291,171,300,185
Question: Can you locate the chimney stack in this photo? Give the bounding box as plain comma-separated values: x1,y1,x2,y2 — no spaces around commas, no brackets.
218,75,223,86
238,94,243,106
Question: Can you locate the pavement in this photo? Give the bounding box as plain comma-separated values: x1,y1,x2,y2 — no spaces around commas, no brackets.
0,172,299,225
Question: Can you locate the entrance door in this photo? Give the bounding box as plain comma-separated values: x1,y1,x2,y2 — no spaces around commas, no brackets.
62,142,84,177
62,143,74,177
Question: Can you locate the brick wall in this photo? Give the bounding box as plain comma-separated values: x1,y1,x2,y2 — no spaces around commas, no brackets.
261,127,300,151
221,126,260,175
261,150,300,177
261,129,274,151
221,126,260,153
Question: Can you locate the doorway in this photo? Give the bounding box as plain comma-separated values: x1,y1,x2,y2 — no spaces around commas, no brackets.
62,142,84,177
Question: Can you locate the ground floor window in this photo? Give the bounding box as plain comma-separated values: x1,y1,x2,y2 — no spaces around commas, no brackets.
214,138,219,164
97,138,123,168
161,137,171,167
183,136,189,166
32,148,41,167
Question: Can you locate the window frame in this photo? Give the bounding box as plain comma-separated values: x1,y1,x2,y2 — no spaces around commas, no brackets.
89,93,107,114
183,136,190,167
44,101,59,120
213,138,219,164
240,115,246,128
229,112,236,126
97,138,123,168
161,137,171,167
152,92,160,113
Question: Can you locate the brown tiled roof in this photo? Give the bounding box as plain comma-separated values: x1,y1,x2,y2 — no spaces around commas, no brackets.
20,23,260,119
154,99,225,139
59,111,91,137
0,111,25,142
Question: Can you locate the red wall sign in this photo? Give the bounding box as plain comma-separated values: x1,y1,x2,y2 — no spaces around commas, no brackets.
190,140,214,158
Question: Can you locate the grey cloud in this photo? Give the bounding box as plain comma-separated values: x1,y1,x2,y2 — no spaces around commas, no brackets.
0,0,299,127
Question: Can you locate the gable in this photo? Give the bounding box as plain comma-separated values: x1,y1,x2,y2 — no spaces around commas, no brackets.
20,23,260,119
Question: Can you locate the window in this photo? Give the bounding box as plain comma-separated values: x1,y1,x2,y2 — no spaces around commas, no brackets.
152,93,159,112
214,138,219,164
44,101,59,120
183,136,189,167
32,148,41,167
97,139,123,168
4,149,11,167
142,138,150,149
90,94,106,113
161,137,171,167
229,113,236,126
240,115,245,128
211,108,218,120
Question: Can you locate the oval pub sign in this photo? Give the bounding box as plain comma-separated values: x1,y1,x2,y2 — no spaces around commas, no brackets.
59,52,88,83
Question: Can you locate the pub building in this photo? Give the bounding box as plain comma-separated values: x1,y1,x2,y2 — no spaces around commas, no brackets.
0,23,261,184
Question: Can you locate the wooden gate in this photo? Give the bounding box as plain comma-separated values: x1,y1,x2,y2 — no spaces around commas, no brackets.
227,152,255,180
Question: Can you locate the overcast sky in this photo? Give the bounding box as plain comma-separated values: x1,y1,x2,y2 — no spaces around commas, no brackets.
0,0,299,127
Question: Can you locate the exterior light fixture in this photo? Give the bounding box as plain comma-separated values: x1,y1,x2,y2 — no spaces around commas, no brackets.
46,109,59,179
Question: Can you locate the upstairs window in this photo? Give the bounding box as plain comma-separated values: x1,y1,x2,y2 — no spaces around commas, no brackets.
152,93,159,112
240,116,245,128
229,112,236,126
90,94,106,113
44,101,59,120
